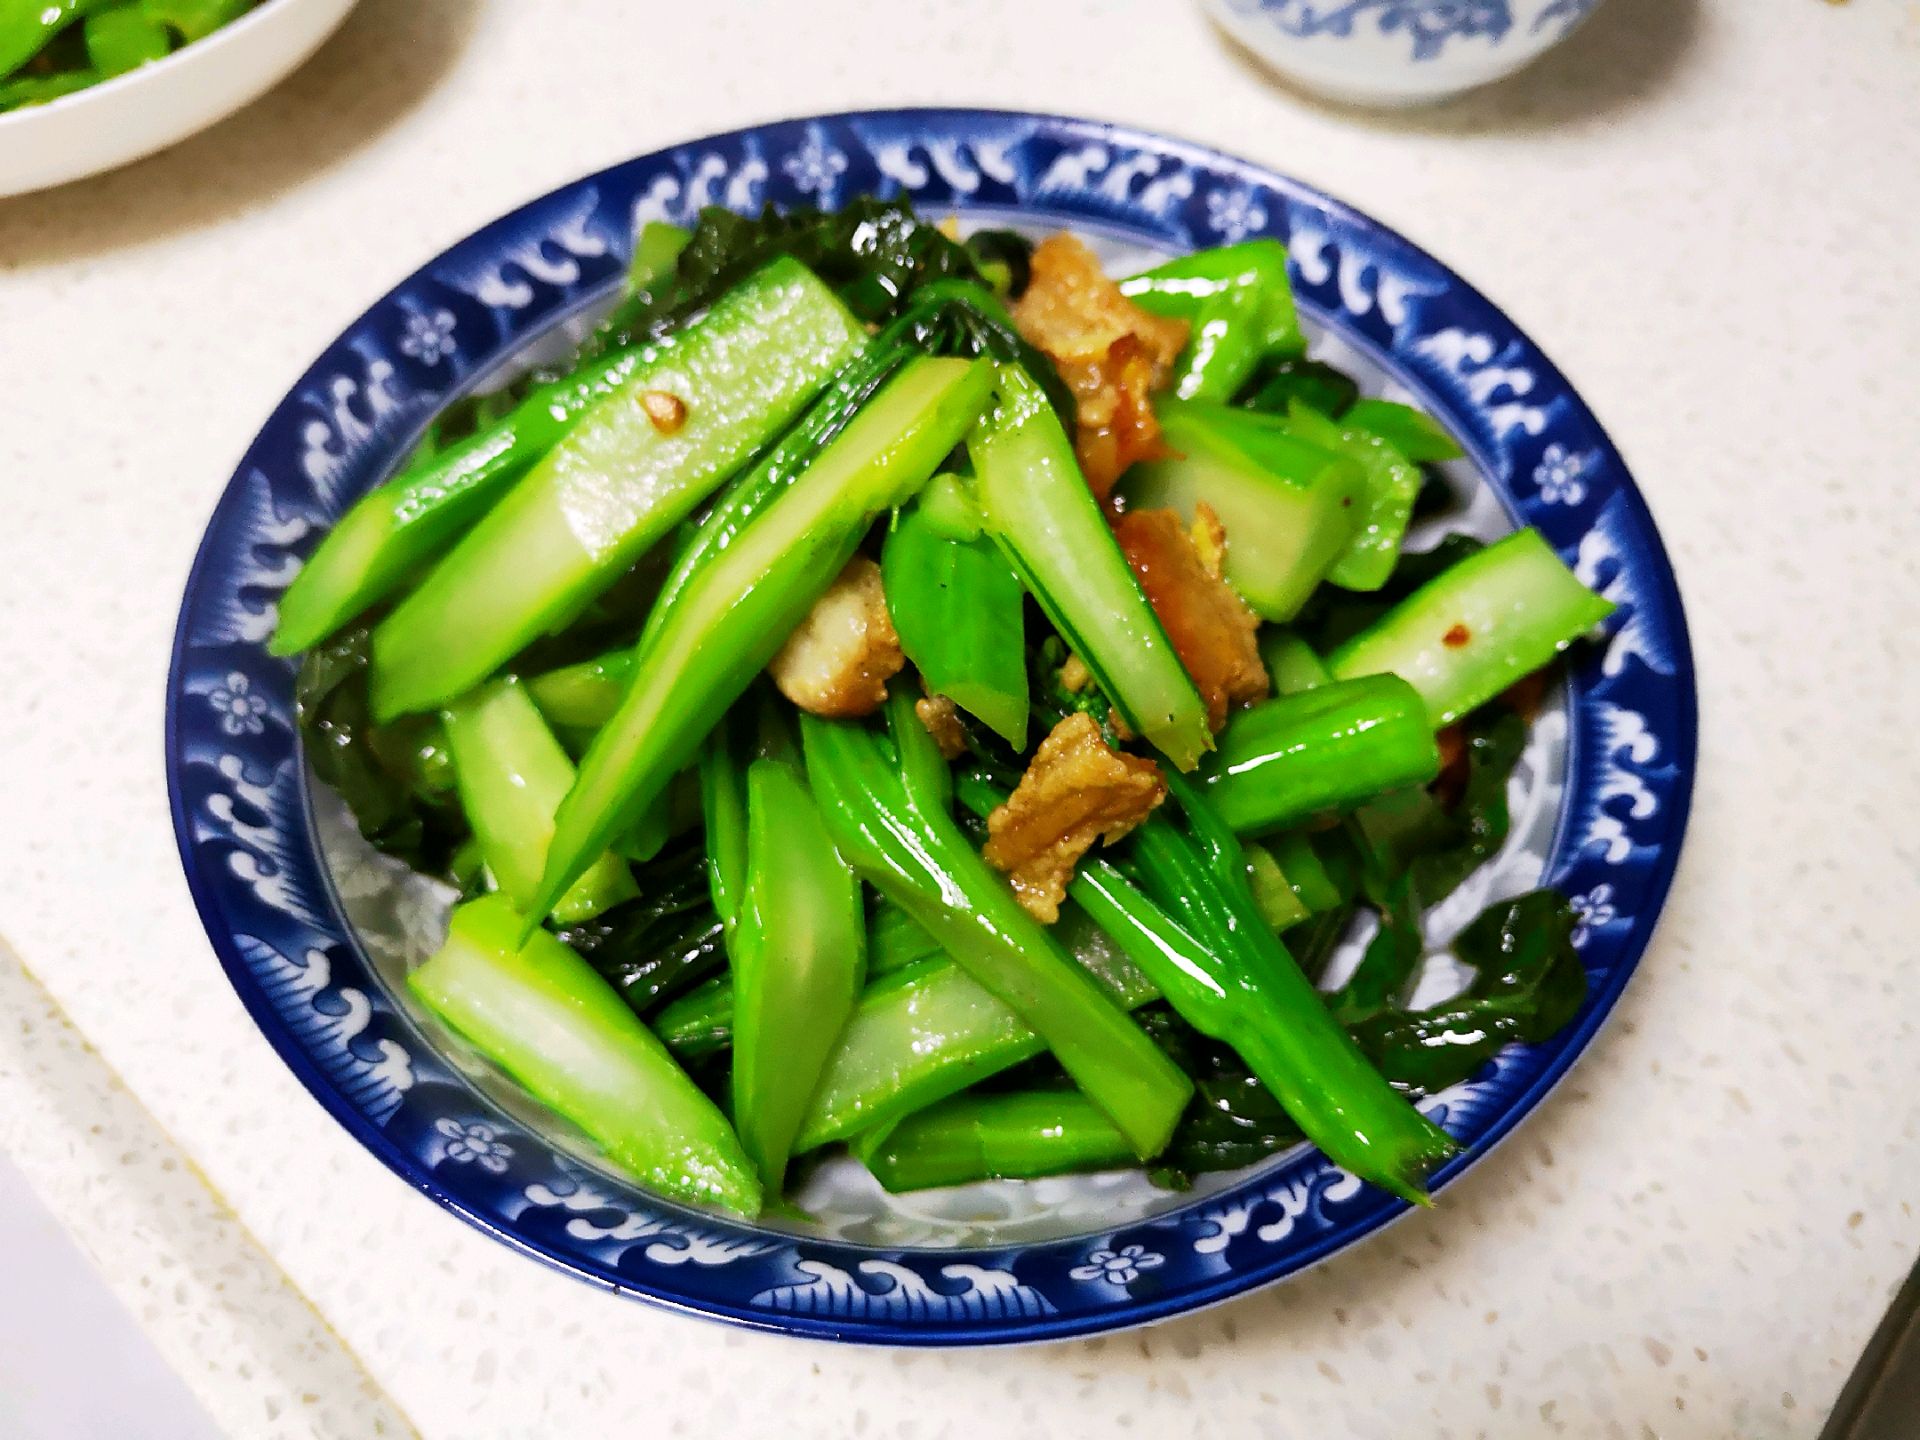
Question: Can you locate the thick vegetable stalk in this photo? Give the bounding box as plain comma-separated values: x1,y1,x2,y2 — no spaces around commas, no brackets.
1120,772,1458,1202
793,913,1161,1152
1200,674,1441,835
440,676,637,923
1125,398,1366,621
409,894,761,1215
1285,403,1424,593
965,363,1212,771
856,1091,1136,1192
1119,241,1304,401
1327,527,1615,726
272,342,658,657
524,357,994,931
881,478,1030,748
797,696,1192,1157
369,258,868,719
727,755,866,1191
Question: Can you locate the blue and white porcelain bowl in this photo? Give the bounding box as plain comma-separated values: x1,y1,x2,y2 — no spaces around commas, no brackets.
166,109,1694,1344
1206,0,1609,106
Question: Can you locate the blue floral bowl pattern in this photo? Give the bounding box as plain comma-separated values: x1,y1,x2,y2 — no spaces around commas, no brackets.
1207,0,1608,105
166,109,1695,1345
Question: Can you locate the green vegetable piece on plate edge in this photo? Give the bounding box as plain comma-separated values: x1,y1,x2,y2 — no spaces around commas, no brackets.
1327,527,1615,727
409,894,761,1216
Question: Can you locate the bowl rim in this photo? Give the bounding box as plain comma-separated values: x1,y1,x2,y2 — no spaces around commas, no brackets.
165,106,1697,1345
0,0,307,131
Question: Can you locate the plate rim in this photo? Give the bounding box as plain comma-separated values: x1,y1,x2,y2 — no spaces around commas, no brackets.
164,105,1697,1346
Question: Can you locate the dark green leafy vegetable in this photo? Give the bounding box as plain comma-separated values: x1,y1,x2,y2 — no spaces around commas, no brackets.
549,833,725,1016
962,228,1033,298
1352,706,1528,910
1347,890,1587,1090
294,626,466,875
1237,356,1360,419
594,198,1004,349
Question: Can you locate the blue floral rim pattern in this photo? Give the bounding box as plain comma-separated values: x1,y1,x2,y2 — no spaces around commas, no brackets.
1224,0,1603,62
165,109,1695,1345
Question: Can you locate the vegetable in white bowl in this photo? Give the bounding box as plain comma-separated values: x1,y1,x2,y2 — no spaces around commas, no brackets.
1204,0,1609,107
0,0,356,197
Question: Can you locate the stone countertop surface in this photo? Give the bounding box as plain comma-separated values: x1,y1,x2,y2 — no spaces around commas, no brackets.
1,1,1917,1435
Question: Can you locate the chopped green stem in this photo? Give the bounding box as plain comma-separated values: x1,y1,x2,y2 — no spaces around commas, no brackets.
1200,675,1441,835
1326,528,1615,726
1120,241,1304,399
409,895,760,1215
731,758,866,1190
965,362,1211,770
526,357,993,931
369,258,867,718
868,900,942,978
1243,840,1311,929
525,650,635,731
439,677,635,923
653,975,732,1061
1260,629,1331,695
856,1091,1135,1192
1126,399,1366,621
272,343,657,657
793,910,1159,1152
1341,399,1465,463
1285,403,1424,593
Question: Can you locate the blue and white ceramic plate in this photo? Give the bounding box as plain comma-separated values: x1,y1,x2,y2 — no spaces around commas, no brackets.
166,109,1695,1344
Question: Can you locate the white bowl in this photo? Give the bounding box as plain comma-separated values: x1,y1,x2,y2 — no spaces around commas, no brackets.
0,0,358,198
1205,0,1608,107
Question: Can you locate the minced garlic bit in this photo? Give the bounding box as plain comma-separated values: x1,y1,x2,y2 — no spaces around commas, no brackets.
639,390,688,434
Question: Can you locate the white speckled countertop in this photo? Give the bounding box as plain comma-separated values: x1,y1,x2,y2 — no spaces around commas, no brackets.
2,1,1917,1435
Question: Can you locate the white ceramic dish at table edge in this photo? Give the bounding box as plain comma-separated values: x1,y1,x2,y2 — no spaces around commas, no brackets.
1204,0,1609,107
0,0,358,199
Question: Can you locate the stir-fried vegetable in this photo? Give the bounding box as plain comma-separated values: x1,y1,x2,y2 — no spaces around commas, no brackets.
882,478,1030,748
526,356,992,931
966,362,1213,771
410,895,761,1215
371,259,869,720
800,694,1192,1157
1327,527,1615,725
0,0,258,110
1200,674,1441,835
277,199,1615,1216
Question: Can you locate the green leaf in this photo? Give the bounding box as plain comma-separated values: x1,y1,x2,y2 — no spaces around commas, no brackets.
294,627,466,875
